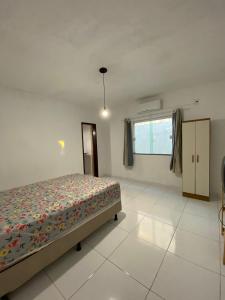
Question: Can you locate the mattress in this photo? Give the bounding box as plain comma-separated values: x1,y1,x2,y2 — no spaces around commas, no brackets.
0,174,121,271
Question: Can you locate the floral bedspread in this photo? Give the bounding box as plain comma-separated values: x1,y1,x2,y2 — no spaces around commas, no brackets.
0,174,120,271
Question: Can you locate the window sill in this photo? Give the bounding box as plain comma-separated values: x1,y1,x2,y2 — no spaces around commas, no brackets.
134,153,172,156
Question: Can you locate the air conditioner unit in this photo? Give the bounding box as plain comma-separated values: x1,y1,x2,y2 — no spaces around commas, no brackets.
136,99,162,115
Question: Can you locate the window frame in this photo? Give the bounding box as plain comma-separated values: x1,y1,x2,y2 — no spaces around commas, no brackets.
132,115,173,156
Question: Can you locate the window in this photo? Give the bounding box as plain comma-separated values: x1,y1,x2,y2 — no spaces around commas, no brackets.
134,117,172,155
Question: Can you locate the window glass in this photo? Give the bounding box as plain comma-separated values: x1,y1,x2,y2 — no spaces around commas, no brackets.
134,117,172,155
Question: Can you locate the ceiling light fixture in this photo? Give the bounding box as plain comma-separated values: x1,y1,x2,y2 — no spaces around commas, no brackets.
99,67,110,119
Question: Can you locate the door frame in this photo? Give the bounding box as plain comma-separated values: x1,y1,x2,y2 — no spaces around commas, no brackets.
81,122,99,177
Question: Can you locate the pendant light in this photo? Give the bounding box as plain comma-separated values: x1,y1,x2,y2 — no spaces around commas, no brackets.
99,67,110,118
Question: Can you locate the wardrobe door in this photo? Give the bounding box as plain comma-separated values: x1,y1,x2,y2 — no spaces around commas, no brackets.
195,120,210,196
182,122,196,194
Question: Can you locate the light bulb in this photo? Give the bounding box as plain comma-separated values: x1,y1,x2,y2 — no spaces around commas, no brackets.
100,108,110,118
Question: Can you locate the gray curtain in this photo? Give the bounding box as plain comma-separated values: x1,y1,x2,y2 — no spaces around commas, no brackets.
170,109,183,176
123,119,134,167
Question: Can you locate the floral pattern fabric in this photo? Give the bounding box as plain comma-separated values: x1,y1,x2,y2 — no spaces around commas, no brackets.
0,174,120,271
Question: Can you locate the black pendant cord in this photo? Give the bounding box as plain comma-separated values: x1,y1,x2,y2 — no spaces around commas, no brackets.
103,73,106,110
99,67,108,111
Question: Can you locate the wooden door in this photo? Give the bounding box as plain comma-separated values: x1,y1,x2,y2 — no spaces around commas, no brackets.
195,120,210,196
182,122,196,194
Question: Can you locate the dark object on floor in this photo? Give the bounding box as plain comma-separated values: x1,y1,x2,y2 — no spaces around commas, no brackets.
114,214,118,221
1,295,9,300
76,242,82,251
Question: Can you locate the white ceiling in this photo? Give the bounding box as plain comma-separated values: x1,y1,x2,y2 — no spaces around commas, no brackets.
0,0,225,107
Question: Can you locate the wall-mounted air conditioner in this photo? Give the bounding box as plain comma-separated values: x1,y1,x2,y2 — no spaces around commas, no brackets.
136,99,162,115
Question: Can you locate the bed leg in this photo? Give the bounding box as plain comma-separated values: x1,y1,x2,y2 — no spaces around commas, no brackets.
76,242,82,251
114,214,118,221
1,295,9,300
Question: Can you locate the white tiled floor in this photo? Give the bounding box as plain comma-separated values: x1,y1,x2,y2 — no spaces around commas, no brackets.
110,209,144,232
9,178,224,300
178,212,219,241
84,223,128,258
168,229,220,274
132,216,175,250
152,252,220,300
146,291,164,300
221,242,225,277
10,272,63,300
221,275,225,300
45,244,105,299
109,234,165,288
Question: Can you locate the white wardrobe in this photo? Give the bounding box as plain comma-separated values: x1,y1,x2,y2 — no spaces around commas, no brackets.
182,119,210,200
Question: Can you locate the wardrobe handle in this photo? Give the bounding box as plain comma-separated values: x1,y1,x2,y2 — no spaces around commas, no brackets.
192,155,195,163
197,154,199,163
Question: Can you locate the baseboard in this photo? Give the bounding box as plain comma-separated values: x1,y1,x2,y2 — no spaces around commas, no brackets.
183,192,209,201
111,175,181,192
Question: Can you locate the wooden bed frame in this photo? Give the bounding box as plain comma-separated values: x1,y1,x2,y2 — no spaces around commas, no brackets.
0,201,122,299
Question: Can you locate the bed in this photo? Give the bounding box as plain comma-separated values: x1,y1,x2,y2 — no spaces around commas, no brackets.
0,174,121,298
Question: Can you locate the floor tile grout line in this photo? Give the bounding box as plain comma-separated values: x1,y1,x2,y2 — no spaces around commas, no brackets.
67,258,107,300
149,290,166,300
116,212,145,233
123,184,187,298
123,204,181,228
140,214,181,228
166,250,221,276
85,210,147,260
76,190,174,298
175,221,221,239
86,226,131,260
183,199,219,215
79,214,147,293
44,270,67,300
182,209,220,220
42,183,221,300
89,193,219,298
182,211,220,221
107,259,150,291
11,180,219,300
44,239,109,299
119,180,222,297
68,240,151,300
123,191,188,224
82,234,159,297
145,196,189,299
105,221,139,258
43,246,107,300
176,226,220,242
31,218,124,300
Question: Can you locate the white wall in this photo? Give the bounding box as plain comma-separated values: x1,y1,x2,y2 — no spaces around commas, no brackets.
2,78,225,196
110,79,225,196
0,87,111,191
